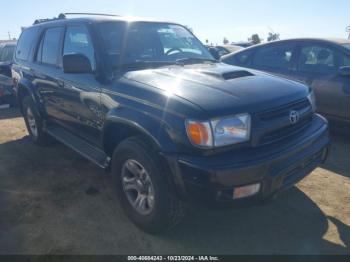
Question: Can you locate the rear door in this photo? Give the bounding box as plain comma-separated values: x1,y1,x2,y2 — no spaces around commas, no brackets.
33,26,66,120
289,42,350,120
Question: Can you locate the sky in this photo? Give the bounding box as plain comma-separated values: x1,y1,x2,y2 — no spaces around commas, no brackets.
1,0,349,44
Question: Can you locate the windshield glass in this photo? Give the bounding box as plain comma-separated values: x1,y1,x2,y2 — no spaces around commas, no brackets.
342,43,350,50
97,22,214,68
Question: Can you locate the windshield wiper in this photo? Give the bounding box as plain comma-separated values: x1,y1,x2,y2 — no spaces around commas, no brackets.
175,58,218,65
118,58,217,70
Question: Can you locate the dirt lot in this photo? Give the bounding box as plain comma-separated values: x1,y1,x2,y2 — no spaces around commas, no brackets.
0,107,349,255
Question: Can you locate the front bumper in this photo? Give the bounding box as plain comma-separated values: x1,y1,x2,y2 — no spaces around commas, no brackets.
165,114,330,204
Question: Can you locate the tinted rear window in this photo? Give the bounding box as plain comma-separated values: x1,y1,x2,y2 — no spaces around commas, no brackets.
16,27,39,61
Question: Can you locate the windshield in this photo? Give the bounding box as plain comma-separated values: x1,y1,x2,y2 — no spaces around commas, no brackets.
97,22,214,69
342,43,350,51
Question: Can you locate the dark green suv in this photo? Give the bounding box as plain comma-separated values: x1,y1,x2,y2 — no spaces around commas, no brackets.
12,13,330,233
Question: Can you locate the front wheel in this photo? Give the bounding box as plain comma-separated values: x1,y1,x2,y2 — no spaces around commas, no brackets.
111,137,185,234
22,96,52,146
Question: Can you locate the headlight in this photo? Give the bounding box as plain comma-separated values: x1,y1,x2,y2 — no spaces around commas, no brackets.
307,90,317,112
211,114,251,146
186,113,251,148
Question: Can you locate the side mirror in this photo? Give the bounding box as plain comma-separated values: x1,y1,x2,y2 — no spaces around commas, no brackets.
339,66,350,77
63,54,92,74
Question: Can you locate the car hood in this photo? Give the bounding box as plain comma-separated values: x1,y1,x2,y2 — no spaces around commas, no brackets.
122,63,309,117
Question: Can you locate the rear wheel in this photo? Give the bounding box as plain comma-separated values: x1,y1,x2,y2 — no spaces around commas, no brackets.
22,96,52,146
111,137,185,234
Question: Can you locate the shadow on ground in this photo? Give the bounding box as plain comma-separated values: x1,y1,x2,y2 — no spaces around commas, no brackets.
0,135,349,255
321,132,350,179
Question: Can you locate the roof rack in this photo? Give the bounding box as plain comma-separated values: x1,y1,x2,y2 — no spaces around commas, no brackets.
33,15,65,25
33,12,119,25
59,13,119,18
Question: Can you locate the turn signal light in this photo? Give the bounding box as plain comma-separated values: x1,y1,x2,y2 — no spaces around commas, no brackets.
233,183,261,199
186,121,212,147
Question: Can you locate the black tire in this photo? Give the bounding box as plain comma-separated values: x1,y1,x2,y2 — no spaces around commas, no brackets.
22,96,52,146
111,137,186,234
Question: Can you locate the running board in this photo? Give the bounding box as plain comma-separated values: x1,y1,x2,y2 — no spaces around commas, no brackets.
45,125,110,169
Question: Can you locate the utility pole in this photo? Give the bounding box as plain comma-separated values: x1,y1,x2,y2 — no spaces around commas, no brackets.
8,31,11,40
346,26,350,39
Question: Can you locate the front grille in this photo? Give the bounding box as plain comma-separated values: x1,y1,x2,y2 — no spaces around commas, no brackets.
257,98,311,122
260,116,313,145
256,98,313,146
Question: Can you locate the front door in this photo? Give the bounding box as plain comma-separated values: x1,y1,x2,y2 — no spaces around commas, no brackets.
58,24,103,145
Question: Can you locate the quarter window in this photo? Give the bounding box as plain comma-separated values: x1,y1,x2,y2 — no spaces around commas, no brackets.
252,44,294,69
64,26,95,69
16,27,39,61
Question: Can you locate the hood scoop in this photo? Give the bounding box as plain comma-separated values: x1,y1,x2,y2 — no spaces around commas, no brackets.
199,69,254,81
222,70,254,80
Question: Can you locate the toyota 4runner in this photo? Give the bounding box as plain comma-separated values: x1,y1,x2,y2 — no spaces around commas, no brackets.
12,13,330,233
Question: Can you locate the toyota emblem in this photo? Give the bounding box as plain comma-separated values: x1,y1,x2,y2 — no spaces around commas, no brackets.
289,111,300,124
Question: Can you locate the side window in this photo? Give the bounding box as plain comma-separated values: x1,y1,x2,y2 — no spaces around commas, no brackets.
16,27,39,61
38,27,64,66
298,45,339,74
223,50,253,66
0,46,15,62
64,26,95,69
342,55,350,66
252,44,294,69
234,50,254,66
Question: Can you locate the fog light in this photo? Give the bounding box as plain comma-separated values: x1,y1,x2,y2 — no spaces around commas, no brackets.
233,183,261,199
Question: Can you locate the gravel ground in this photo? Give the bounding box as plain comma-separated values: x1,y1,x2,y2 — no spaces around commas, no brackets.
0,108,349,255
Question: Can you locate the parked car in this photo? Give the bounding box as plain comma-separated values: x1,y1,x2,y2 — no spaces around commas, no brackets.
0,41,16,106
13,14,329,233
222,38,350,126
206,45,243,59
232,42,254,48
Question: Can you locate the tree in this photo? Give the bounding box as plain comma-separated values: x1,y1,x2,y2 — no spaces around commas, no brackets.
267,32,280,42
248,34,262,45
223,37,229,45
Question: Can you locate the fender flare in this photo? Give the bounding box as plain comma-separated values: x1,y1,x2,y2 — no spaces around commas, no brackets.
102,107,178,153
102,107,187,198
16,79,43,114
